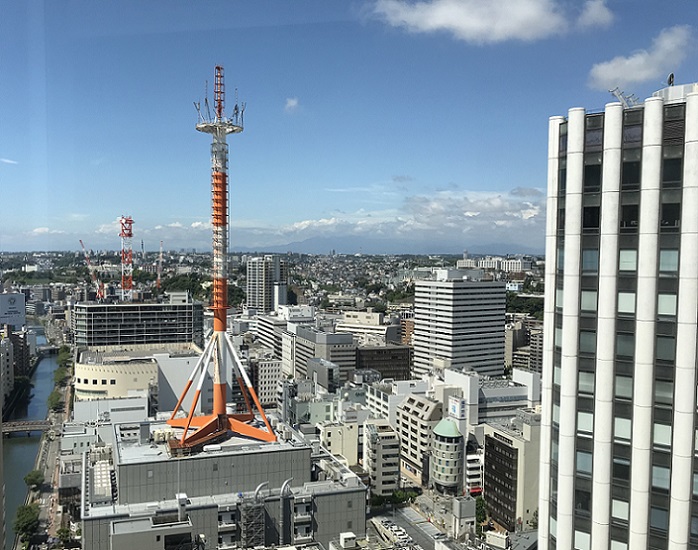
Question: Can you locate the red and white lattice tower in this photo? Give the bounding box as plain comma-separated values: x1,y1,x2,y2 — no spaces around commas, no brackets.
119,216,134,302
167,66,275,449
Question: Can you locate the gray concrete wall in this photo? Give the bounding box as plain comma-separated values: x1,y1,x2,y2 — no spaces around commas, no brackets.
117,446,312,504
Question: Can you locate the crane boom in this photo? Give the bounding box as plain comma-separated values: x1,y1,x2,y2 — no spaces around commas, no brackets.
79,239,104,300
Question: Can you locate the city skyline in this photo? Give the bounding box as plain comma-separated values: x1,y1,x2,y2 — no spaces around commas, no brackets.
1,1,696,254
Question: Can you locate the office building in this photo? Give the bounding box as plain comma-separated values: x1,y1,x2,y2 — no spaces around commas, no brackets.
246,255,288,313
483,408,540,533
413,274,506,377
283,324,356,383
363,419,400,497
539,83,698,550
70,292,204,350
395,393,442,485
0,336,14,402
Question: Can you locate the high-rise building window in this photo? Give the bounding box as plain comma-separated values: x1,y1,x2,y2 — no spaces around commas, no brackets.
653,423,672,448
621,149,641,190
579,331,596,354
620,204,639,232
650,507,669,532
612,499,629,521
654,380,673,405
613,456,630,481
578,372,594,395
652,465,670,490
618,249,637,271
657,294,677,317
576,451,592,475
659,249,679,272
660,202,681,231
583,154,602,192
617,292,636,315
583,206,600,231
575,489,591,515
656,336,676,362
581,249,599,273
580,291,597,312
614,417,631,442
577,412,593,435
616,333,634,358
615,376,633,399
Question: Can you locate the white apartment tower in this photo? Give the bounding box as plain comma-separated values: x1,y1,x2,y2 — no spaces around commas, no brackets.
246,255,288,313
413,277,506,377
540,83,698,550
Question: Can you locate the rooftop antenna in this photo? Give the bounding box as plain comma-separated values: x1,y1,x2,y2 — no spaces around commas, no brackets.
609,86,639,109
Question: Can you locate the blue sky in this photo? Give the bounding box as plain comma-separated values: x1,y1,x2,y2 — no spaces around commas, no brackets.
1,0,696,254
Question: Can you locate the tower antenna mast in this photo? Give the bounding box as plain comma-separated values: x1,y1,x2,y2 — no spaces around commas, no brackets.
119,216,134,302
168,66,275,449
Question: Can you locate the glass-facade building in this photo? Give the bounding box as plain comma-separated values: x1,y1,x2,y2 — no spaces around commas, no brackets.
540,84,698,550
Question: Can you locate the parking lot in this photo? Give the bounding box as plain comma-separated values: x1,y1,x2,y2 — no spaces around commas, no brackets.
371,507,446,550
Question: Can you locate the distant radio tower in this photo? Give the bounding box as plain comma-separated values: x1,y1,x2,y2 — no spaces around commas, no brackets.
168,66,274,449
119,216,134,302
157,240,163,291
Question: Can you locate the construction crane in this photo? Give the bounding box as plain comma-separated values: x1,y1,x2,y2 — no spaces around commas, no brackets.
157,240,163,291
79,239,105,301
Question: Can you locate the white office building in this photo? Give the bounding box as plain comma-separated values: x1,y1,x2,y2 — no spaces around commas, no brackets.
540,83,698,550
413,275,505,377
246,255,288,313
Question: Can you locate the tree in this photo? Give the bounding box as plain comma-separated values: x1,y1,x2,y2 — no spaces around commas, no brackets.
23,470,44,489
54,366,68,386
57,526,72,546
57,345,72,369
476,496,487,523
48,390,63,412
14,504,40,539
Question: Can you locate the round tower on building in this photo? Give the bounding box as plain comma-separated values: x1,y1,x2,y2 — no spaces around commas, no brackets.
431,417,464,495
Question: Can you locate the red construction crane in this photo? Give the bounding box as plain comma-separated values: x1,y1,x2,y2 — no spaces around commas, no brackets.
79,239,105,300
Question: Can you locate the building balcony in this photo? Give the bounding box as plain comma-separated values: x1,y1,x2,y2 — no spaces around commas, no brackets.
218,521,237,531
294,512,312,523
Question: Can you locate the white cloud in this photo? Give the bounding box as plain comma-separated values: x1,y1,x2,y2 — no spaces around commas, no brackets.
284,97,299,113
373,0,568,44
577,0,613,29
30,227,65,235
191,221,211,230
588,26,692,91
96,218,123,234
260,187,545,250
0,158,18,165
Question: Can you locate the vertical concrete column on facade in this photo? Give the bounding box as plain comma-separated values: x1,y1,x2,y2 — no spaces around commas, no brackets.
628,96,663,548
591,102,623,550
667,91,698,548
556,107,585,550
539,115,565,550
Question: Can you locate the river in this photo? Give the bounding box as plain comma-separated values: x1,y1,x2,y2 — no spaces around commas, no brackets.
3,328,56,550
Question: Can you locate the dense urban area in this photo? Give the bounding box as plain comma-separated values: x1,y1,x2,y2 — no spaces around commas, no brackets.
1,248,545,550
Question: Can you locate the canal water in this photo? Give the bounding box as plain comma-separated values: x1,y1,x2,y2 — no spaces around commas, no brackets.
3,328,56,550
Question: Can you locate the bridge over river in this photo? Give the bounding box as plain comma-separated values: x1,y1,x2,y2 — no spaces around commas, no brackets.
2,419,52,434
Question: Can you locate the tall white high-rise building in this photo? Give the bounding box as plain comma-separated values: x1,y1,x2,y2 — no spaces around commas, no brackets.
540,83,698,550
246,255,288,313
413,274,505,377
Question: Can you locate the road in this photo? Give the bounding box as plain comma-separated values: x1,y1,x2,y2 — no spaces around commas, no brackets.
373,507,444,550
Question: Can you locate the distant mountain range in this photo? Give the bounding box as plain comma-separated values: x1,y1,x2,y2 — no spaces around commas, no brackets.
233,235,544,256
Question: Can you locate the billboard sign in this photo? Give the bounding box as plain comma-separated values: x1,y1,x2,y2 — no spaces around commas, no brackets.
0,293,26,327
